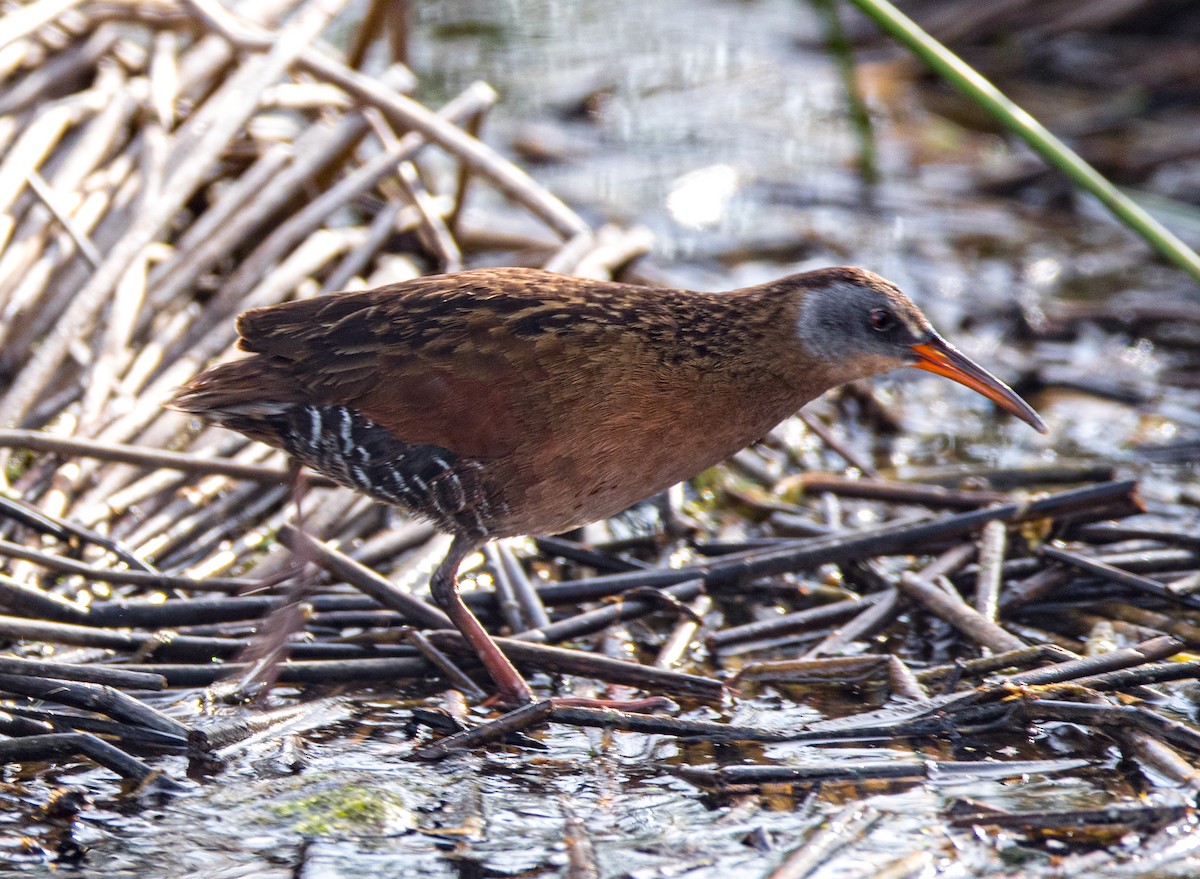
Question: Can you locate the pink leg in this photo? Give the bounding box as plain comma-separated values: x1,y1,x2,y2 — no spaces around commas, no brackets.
430,536,534,707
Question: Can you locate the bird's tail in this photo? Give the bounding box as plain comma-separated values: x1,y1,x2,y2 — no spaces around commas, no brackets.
169,357,305,444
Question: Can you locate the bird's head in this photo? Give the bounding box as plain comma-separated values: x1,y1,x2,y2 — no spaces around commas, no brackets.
791,267,1046,433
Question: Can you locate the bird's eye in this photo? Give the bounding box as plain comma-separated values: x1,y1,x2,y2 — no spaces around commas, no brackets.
869,309,894,332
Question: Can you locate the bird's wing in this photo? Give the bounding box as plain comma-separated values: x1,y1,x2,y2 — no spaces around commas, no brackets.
231,270,584,460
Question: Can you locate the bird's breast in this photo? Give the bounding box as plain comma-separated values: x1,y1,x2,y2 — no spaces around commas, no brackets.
486,363,806,535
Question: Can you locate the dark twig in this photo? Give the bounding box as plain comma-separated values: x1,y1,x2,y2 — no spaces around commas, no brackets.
278,523,450,628
673,758,1088,789
534,536,649,573
398,627,487,701
0,674,189,738
521,581,705,644
898,550,1025,654
0,732,170,784
708,594,884,650
495,541,552,630
796,411,879,476
791,473,1007,509
1041,544,1200,610
805,586,902,657
411,700,553,760
425,631,724,700
0,656,165,690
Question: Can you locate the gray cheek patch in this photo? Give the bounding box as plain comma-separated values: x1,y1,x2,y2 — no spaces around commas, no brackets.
793,284,850,361
794,280,933,364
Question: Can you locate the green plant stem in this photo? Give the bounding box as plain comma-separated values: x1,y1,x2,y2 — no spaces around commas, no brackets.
811,0,879,186
846,0,1200,285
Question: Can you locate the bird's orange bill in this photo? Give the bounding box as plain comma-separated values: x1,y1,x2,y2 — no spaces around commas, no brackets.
910,338,1047,434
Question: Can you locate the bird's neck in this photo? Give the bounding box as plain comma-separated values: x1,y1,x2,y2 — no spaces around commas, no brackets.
650,285,843,457
700,282,843,402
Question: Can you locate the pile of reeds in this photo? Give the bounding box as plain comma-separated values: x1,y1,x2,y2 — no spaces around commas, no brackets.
0,0,651,444
0,0,658,779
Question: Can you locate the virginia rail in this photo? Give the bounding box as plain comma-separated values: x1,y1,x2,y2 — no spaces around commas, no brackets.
173,266,1045,706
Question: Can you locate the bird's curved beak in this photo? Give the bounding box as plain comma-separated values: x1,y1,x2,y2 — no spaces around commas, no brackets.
910,336,1047,434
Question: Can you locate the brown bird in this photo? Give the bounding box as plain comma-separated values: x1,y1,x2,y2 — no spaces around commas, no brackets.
172,266,1044,706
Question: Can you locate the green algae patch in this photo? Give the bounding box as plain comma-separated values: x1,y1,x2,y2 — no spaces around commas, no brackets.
268,783,415,838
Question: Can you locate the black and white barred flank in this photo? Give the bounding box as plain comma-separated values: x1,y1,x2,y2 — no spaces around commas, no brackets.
266,403,502,538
